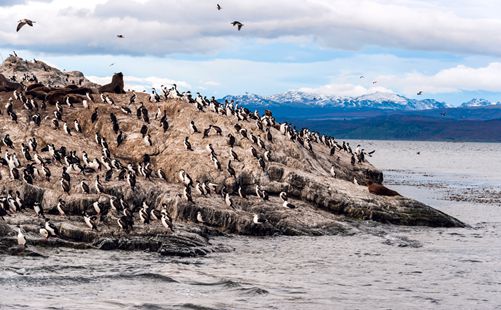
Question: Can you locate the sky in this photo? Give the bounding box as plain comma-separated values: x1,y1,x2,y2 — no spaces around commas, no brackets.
1,0,501,105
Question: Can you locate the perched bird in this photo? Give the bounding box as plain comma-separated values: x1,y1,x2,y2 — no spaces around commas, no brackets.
57,199,66,216
283,201,296,209
83,212,98,230
196,211,204,223
253,213,265,224
17,19,35,32
184,137,193,151
17,225,26,249
231,21,244,31
91,108,98,123
34,202,44,217
80,181,90,194
161,213,174,232
44,218,59,237
190,121,199,133
39,224,49,239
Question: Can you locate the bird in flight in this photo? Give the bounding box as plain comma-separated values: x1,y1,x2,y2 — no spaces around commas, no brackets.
17,19,35,32
372,81,378,84
417,91,423,95
117,34,124,38
231,21,243,31
217,4,222,10
360,75,365,79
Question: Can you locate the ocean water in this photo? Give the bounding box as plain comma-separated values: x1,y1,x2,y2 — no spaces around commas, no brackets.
1,141,500,310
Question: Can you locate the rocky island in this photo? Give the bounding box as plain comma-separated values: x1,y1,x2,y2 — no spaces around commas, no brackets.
0,56,464,257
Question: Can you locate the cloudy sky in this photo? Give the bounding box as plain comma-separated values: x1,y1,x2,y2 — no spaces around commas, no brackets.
1,0,501,105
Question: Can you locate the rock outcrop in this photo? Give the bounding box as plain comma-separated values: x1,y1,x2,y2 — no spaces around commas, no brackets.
0,55,99,88
0,60,465,257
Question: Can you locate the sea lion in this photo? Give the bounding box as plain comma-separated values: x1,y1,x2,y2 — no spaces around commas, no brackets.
367,181,400,197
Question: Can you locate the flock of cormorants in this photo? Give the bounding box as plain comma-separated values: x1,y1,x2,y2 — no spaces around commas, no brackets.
0,69,375,248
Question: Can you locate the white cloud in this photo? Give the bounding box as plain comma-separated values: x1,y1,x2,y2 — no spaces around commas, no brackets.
377,62,501,95
87,75,191,91
297,62,501,99
2,0,501,56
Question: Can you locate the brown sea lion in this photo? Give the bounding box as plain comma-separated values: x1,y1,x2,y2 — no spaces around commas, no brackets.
367,181,400,197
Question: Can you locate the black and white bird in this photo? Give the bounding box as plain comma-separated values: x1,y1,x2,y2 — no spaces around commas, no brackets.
34,202,44,217
283,201,296,209
157,169,167,181
39,224,49,239
227,160,236,177
184,137,193,151
3,134,14,149
183,186,193,202
196,211,204,223
225,193,235,209
238,185,247,199
83,212,98,230
95,176,104,194
229,147,239,161
57,199,66,216
74,120,82,133
63,122,72,136
253,213,266,224
60,178,70,194
17,225,26,248
161,212,174,232
144,134,152,146
80,180,90,194
17,19,35,32
44,218,59,237
190,121,199,133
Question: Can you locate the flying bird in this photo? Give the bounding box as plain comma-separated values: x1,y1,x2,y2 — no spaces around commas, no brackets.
17,19,35,32
217,4,222,10
417,91,423,95
372,81,378,84
360,75,365,79
231,21,243,31
117,34,124,38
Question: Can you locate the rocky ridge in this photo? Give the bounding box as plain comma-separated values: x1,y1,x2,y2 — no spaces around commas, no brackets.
0,56,464,257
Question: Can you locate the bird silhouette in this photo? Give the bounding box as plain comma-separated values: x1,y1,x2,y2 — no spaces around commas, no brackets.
231,21,243,31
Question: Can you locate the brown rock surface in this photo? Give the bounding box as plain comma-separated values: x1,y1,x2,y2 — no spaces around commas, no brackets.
0,62,465,256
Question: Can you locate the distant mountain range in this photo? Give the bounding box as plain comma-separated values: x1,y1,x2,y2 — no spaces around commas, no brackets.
222,90,501,111
461,98,501,108
223,91,448,111
221,91,501,142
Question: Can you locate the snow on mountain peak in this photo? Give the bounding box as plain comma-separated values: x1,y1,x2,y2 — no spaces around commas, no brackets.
461,98,494,107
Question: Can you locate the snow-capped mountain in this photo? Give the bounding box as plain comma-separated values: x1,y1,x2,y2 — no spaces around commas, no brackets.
222,91,447,111
460,98,500,108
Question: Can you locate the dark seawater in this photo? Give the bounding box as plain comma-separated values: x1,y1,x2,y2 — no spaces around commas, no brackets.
1,141,500,310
